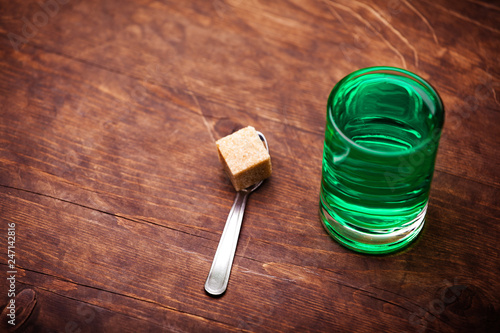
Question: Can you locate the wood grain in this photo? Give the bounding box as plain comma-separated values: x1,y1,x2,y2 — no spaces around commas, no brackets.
1,0,499,332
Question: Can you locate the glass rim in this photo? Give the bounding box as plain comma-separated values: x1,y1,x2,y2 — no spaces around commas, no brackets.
327,66,445,156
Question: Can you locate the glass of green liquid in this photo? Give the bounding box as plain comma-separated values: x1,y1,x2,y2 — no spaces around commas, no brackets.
319,66,444,254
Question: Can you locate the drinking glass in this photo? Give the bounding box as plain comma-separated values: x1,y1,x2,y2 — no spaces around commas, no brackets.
319,66,444,254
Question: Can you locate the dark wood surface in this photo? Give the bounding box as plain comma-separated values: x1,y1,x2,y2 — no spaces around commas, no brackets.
1,0,499,332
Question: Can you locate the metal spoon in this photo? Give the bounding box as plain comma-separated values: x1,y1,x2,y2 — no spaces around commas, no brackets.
205,132,269,296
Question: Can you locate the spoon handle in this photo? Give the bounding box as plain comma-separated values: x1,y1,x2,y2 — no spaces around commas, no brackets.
205,191,249,295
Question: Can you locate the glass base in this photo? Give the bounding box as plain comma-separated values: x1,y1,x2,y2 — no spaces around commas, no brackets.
319,195,426,254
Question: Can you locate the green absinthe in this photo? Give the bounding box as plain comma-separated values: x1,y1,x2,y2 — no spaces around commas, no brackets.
320,67,444,254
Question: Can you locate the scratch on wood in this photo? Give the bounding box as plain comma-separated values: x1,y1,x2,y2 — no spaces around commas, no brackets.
351,0,419,67
423,0,500,34
465,0,500,11
321,0,346,25
370,285,428,313
362,293,414,313
326,0,408,68
240,267,296,283
492,88,499,106
402,0,439,45
280,102,297,160
180,248,211,263
181,75,216,142
236,235,252,261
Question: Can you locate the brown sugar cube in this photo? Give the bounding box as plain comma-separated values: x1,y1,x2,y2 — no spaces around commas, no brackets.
216,126,272,191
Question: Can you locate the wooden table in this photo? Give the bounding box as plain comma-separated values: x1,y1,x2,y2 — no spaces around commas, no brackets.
1,0,498,332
